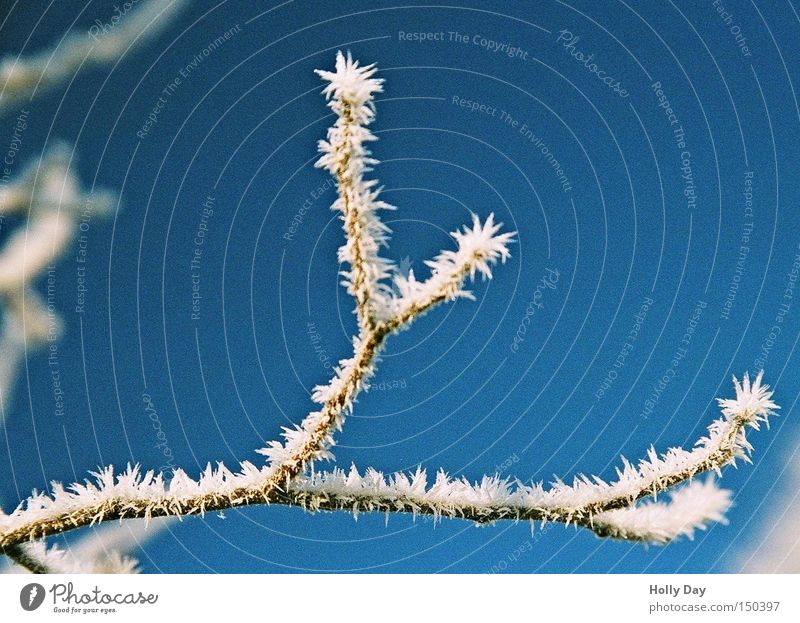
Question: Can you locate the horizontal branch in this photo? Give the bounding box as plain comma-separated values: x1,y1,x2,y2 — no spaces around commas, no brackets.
281,470,732,544
0,373,776,549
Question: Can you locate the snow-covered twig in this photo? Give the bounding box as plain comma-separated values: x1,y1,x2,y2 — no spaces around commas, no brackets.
287,472,732,545
0,373,777,548
0,0,186,116
241,52,514,498
385,213,514,328
590,478,731,543
315,52,393,333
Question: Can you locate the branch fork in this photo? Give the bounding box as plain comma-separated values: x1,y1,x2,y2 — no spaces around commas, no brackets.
0,52,779,573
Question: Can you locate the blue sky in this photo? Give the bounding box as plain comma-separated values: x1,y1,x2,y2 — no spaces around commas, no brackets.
1,0,799,573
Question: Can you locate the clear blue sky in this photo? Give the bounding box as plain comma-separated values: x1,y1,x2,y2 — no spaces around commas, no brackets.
1,0,799,573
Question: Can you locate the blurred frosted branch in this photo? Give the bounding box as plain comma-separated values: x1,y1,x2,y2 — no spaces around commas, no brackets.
1,514,172,574
0,143,115,420
0,0,186,116
0,144,115,572
0,0,169,574
739,451,800,572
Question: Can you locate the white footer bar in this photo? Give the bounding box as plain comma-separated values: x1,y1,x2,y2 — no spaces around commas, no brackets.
1,573,797,621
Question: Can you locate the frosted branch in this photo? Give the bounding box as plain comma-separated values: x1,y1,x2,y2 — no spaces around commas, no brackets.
590,478,732,543
0,373,776,548
0,213,75,293
386,213,515,328
4,542,137,574
251,53,514,496
0,54,513,567
315,51,394,332
0,49,775,572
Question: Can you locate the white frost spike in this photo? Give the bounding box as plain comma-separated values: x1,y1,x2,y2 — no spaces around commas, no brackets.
390,213,515,319
316,51,384,117
717,371,777,424
451,213,515,280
